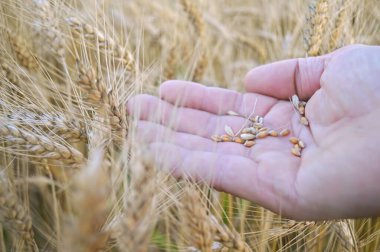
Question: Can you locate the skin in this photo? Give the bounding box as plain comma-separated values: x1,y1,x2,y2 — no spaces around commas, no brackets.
127,44,380,221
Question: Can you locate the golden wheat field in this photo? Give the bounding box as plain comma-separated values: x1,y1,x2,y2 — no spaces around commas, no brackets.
0,0,380,251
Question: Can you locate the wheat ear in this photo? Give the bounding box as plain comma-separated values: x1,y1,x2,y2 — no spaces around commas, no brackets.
115,152,157,252
180,0,208,82
67,17,135,72
329,0,352,51
0,172,36,250
164,44,177,80
6,111,86,143
5,30,38,70
0,62,23,88
0,123,84,165
234,33,267,62
62,147,111,251
304,0,330,56
210,215,252,252
180,184,215,252
331,220,357,252
31,0,66,57
76,62,127,142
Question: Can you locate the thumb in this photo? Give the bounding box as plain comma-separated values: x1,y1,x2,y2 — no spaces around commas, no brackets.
244,55,332,100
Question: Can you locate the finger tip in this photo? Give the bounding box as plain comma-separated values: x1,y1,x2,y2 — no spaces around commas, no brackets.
126,94,155,118
159,80,178,99
244,68,255,89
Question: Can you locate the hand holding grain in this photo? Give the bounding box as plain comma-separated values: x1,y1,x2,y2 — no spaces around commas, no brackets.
127,44,380,220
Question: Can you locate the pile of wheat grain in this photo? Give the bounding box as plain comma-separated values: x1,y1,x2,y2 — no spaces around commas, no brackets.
0,0,379,251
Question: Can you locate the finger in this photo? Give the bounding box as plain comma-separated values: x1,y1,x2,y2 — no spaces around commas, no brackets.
244,55,331,100
127,94,268,138
133,120,253,157
159,81,277,116
148,142,300,217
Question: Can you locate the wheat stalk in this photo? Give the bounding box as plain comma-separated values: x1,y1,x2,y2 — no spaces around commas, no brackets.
304,0,330,56
0,172,36,251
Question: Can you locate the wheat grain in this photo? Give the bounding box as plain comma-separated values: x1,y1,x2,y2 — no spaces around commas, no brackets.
234,137,245,144
244,141,255,147
224,125,235,137
240,133,255,140
289,137,299,144
291,147,301,157
300,116,309,126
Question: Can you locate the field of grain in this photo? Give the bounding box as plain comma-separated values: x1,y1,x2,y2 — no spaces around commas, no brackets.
0,0,379,251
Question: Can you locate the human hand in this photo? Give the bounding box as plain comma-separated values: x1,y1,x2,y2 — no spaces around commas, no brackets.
127,45,380,220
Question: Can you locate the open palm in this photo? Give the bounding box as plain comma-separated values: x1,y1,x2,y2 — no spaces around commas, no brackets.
127,45,380,220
